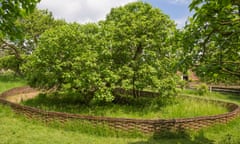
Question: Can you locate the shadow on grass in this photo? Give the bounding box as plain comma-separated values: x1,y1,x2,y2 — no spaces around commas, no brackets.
129,131,214,144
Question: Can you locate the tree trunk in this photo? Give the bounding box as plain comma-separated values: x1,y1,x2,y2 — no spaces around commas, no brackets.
132,71,137,98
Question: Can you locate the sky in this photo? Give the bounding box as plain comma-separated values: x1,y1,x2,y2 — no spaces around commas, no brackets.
38,0,192,28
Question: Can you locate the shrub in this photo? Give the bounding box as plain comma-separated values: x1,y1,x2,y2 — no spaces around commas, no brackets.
178,80,189,90
196,83,209,96
0,55,23,75
22,23,116,103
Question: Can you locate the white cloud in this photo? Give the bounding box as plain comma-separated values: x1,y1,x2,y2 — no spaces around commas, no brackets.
174,16,190,29
169,0,191,5
38,0,137,23
38,0,190,28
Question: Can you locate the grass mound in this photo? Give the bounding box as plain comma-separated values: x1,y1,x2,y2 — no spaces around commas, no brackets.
21,92,228,119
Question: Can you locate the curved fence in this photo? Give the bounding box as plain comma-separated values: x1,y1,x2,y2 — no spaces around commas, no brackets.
0,86,240,133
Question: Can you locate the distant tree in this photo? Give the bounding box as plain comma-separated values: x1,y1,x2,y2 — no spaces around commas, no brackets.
0,0,39,74
15,9,66,54
101,2,178,99
183,0,240,83
1,9,65,56
0,9,66,75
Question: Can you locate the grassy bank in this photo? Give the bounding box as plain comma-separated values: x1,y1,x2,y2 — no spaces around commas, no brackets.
1,74,240,143
0,103,240,144
0,105,148,144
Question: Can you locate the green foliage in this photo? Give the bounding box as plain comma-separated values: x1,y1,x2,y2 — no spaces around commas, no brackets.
15,9,66,53
23,2,178,104
101,1,178,99
155,77,178,105
0,55,23,75
182,0,240,83
0,0,40,39
23,23,115,103
178,80,189,90
1,9,65,75
196,83,209,96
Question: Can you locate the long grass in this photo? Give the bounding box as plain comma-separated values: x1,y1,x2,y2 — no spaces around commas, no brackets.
22,93,228,119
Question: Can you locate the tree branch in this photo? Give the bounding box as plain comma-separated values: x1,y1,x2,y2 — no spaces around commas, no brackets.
0,39,22,60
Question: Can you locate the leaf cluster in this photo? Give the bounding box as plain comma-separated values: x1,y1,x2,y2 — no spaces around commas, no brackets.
0,0,40,39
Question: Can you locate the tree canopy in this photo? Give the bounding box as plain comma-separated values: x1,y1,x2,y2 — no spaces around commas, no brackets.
23,2,178,104
101,2,178,97
182,0,240,83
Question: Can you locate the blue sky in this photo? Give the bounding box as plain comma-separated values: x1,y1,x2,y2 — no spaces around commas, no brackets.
38,0,193,28
145,0,192,28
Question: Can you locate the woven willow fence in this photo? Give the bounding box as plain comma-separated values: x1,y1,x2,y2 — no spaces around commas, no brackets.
0,86,240,133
